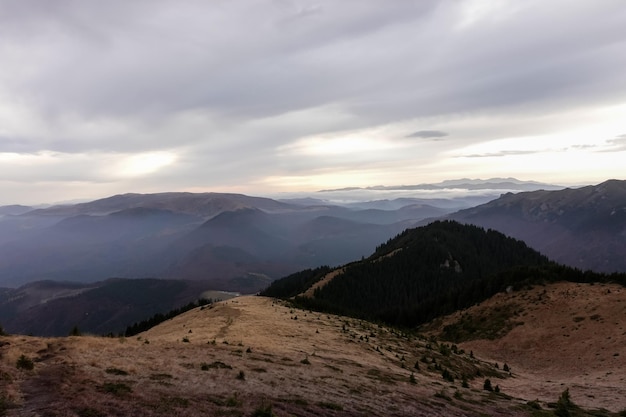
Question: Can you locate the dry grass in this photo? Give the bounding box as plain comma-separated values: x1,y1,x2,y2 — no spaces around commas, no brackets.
2,287,625,416
428,282,626,412
0,296,526,416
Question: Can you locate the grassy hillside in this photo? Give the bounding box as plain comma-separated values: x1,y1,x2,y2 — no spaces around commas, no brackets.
3,295,623,416
423,281,626,412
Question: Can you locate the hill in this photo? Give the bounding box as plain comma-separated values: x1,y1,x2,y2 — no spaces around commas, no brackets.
2,295,620,416
264,220,626,329
263,221,550,324
0,278,213,336
423,281,626,412
0,205,33,216
449,179,626,272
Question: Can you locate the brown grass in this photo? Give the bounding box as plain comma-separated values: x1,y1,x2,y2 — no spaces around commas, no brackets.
0,296,527,416
427,281,626,412
2,285,625,415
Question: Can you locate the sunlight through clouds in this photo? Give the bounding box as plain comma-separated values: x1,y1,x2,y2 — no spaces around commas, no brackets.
116,151,177,177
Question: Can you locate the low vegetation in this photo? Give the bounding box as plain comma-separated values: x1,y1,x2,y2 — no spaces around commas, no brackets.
16,355,34,371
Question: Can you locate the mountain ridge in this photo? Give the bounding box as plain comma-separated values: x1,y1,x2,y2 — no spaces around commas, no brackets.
448,179,626,272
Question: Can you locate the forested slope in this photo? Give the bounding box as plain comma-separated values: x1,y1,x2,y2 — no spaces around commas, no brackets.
262,221,626,327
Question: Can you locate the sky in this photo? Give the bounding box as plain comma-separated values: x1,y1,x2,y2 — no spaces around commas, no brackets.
1,0,626,205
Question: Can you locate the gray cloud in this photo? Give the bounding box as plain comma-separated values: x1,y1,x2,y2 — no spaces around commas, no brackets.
0,0,625,204
601,134,626,152
406,130,449,139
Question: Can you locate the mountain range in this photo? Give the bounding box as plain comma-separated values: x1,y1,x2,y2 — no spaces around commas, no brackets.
320,177,564,192
4,177,550,290
1,178,625,338
0,193,435,289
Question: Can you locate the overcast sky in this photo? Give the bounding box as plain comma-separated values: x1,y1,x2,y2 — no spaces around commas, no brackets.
1,0,625,205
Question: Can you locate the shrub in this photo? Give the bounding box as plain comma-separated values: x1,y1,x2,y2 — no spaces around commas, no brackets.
434,389,451,401
1,395,16,415
201,361,232,370
16,355,34,371
442,368,454,382
225,394,241,407
75,407,106,417
300,356,311,365
483,378,493,392
236,370,245,380
69,325,82,336
555,388,575,417
149,373,173,381
105,368,128,376
101,382,132,396
318,402,343,411
251,402,274,417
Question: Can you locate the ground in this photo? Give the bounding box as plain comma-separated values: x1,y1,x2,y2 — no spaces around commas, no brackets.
1,284,625,416
427,282,626,412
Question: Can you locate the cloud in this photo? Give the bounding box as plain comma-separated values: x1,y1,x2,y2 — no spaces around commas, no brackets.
606,134,626,150
406,130,449,139
1,0,626,203
462,150,541,158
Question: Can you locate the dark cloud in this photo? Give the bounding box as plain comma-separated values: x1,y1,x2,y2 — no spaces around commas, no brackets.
406,130,449,139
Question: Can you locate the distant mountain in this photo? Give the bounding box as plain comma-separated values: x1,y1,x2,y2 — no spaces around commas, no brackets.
0,204,33,216
25,192,294,218
434,177,561,190
0,278,211,336
449,179,626,272
320,177,563,192
0,192,438,289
